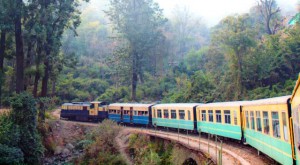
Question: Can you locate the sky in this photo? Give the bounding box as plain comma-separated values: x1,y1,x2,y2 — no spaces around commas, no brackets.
154,0,298,26
86,0,299,27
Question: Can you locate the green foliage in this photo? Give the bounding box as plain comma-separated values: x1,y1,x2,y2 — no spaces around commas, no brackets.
57,72,110,102
129,134,174,165
10,92,44,164
0,144,24,164
76,120,126,165
0,113,20,147
97,86,130,103
75,140,93,150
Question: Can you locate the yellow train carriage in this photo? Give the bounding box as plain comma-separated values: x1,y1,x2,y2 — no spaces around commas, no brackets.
152,103,200,131
242,96,293,165
196,101,248,140
292,74,300,164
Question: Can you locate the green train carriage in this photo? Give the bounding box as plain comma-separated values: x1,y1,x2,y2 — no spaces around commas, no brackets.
242,96,293,165
292,74,300,164
196,101,249,140
152,103,200,131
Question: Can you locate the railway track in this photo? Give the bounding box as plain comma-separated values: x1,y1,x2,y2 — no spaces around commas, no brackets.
52,109,274,165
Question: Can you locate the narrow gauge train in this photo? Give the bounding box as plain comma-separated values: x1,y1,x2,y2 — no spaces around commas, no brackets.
60,75,300,165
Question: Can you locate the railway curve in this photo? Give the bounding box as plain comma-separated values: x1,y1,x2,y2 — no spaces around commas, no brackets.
52,109,273,165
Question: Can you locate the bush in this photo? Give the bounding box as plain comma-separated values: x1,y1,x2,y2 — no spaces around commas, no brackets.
75,120,126,164
0,113,20,147
76,140,93,150
0,144,24,164
10,92,44,164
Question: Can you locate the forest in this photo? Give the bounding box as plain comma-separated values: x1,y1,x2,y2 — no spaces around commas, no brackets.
0,0,299,164
60,0,300,103
0,0,299,106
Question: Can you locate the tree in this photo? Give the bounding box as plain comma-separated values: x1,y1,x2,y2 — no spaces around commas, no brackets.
0,0,14,106
106,0,166,101
14,0,25,93
257,0,281,35
11,92,44,164
37,0,88,122
210,14,256,99
171,6,208,60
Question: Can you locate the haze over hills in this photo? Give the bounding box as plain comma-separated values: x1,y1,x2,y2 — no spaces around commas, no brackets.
83,0,298,27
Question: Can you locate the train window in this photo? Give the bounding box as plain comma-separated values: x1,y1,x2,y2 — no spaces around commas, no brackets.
164,109,169,119
246,111,249,128
234,110,238,125
179,110,185,119
144,111,148,116
263,111,269,135
188,111,191,120
124,110,129,115
256,111,262,132
117,110,120,114
272,112,281,138
224,110,231,124
171,110,177,119
153,109,156,118
202,110,206,121
208,110,213,122
134,111,137,116
157,110,162,118
282,112,288,141
216,110,222,123
90,104,95,109
250,111,255,130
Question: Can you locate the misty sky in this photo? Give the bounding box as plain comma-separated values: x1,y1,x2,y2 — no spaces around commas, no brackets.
86,0,298,27
155,0,298,26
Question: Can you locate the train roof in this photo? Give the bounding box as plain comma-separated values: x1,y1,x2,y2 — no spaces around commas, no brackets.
245,95,291,106
198,101,251,107
153,103,202,108
62,103,91,106
108,103,154,107
291,74,300,102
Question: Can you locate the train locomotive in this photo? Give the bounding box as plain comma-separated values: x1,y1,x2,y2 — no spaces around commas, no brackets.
60,74,300,165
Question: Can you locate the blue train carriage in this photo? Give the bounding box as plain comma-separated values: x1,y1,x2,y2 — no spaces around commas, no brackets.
60,102,91,121
151,103,200,131
108,103,154,125
291,74,300,164
242,96,293,165
196,101,249,140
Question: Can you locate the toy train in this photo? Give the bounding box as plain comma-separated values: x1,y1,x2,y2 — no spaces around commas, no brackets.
61,75,300,165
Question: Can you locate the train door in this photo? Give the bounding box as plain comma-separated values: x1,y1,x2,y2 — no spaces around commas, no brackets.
121,107,124,122
130,107,133,123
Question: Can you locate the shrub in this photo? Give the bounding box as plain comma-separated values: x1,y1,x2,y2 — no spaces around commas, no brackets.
0,144,24,164
11,92,44,164
0,113,20,147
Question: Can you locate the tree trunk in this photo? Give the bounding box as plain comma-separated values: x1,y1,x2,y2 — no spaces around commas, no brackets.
33,43,42,98
51,80,56,97
266,16,272,35
132,51,138,101
39,58,50,122
236,50,243,100
0,31,6,107
24,41,33,91
15,0,25,93
33,68,40,98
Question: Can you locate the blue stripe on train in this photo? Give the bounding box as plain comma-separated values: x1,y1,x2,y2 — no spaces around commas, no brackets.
133,116,148,125
108,114,121,122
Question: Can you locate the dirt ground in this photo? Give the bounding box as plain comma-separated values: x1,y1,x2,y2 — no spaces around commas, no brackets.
43,109,96,164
